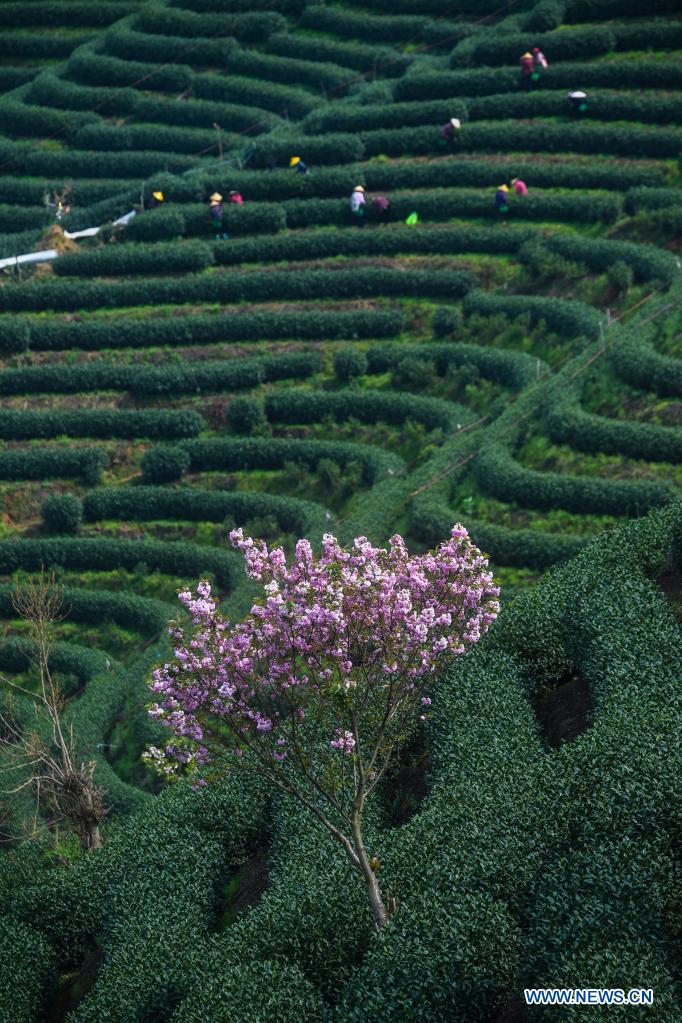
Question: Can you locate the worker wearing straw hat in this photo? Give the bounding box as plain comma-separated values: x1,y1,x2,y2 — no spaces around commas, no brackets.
568,90,588,116
350,185,366,226
495,184,510,217
520,51,534,89
208,192,228,239
440,117,462,146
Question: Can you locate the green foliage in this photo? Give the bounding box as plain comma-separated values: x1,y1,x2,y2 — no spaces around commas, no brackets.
464,291,601,340
0,316,30,354
266,33,411,77
612,327,682,397
334,348,368,383
264,389,465,432
55,241,215,278
0,447,106,484
606,261,633,294
68,45,193,93
141,446,191,484
475,443,675,516
124,209,187,243
300,5,467,47
0,409,204,441
135,5,287,43
227,395,267,436
194,73,318,119
25,309,403,352
42,494,83,535
84,486,324,536
0,538,235,586
0,917,56,1023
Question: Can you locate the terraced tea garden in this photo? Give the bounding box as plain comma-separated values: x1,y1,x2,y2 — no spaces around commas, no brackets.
0,0,680,1019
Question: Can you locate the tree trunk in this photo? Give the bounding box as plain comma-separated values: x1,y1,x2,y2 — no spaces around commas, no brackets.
352,813,388,931
80,819,102,852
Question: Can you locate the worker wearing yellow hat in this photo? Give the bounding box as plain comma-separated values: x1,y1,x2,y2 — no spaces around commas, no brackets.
146,190,165,210
208,192,228,240
520,51,534,89
290,156,308,175
495,184,510,216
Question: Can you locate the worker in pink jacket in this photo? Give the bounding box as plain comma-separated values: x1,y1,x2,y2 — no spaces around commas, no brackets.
511,178,528,197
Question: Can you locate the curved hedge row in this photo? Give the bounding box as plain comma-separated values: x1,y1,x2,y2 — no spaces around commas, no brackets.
0,409,204,441
21,309,404,353
611,331,682,398
546,393,682,463
265,33,411,77
365,342,542,390
0,137,197,180
542,233,676,285
54,242,214,278
300,4,467,46
68,45,193,93
395,59,682,101
180,436,402,482
104,23,234,69
475,443,675,516
0,268,477,314
0,583,169,637
409,494,587,568
0,539,236,586
83,486,325,535
0,447,106,484
193,72,318,119
132,95,279,134
134,5,287,43
464,291,601,340
221,45,356,94
28,71,139,115
302,99,469,135
625,187,682,214
264,389,465,432
71,121,234,158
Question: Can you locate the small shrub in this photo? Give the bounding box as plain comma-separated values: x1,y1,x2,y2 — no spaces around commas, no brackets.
334,348,368,383
141,446,190,484
433,307,460,337
391,357,437,392
42,494,82,535
607,261,634,294
227,396,267,436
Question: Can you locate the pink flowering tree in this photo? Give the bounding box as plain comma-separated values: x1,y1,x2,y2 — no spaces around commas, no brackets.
145,527,499,931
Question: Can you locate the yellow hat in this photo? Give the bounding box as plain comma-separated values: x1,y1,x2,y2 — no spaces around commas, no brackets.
353,185,365,192
209,192,223,202
290,156,301,167
522,52,532,59
152,191,164,201
499,184,509,192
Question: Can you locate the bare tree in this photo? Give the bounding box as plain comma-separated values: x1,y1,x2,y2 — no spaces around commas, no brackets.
0,571,107,851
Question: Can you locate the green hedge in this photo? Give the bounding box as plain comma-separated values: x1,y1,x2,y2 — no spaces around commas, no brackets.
546,392,682,463
264,388,464,432
266,33,411,77
542,234,676,284
0,97,99,140
625,187,682,214
302,99,468,135
83,486,324,535
42,493,82,534
0,918,55,1023
409,495,587,568
181,436,402,482
0,538,236,586
0,409,204,441
0,176,134,208
475,443,675,516
365,341,540,389
23,308,404,352
224,47,356,95
68,46,193,93
133,95,279,134
0,582,169,636
0,447,106,484
176,203,286,237
247,132,364,169
28,72,138,116
135,5,287,43
467,89,682,126
104,23,234,68
300,5,466,47
611,329,682,398
0,267,476,314
193,73,318,119
0,2,138,28
71,121,233,157
396,59,682,101
464,291,601,340
0,32,94,59
0,137,197,180
55,241,214,278
280,190,621,228
123,209,187,242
